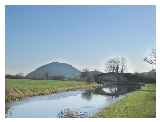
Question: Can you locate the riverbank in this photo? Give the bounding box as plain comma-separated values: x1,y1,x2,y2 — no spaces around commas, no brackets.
95,83,156,118
6,79,97,103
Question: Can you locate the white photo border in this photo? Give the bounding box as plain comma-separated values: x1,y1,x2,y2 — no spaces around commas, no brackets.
0,0,160,122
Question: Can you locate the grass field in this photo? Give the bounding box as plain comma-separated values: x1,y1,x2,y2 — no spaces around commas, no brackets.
6,79,97,103
95,83,156,118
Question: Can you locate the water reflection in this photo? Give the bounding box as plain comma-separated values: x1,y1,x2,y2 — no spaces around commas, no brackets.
82,83,142,100
81,90,93,101
56,83,143,118
109,84,140,94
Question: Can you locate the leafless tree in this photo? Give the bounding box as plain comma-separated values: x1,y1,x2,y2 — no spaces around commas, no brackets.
120,57,127,73
105,57,127,73
144,49,156,65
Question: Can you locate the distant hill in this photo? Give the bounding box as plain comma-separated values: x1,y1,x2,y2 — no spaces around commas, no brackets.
26,62,81,80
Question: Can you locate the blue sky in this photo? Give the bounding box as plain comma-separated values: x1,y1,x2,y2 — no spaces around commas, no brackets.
6,5,156,74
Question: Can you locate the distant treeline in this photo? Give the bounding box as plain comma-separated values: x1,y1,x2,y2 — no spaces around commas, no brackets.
80,70,156,84
123,72,156,83
5,70,156,84
5,74,25,79
5,74,65,80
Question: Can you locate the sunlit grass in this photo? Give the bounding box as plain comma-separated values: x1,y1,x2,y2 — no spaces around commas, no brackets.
6,79,97,103
95,84,156,118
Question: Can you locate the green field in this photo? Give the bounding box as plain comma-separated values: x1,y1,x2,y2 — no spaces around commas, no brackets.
6,79,97,103
96,83,156,118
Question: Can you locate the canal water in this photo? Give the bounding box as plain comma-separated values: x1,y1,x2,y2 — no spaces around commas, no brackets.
6,87,126,118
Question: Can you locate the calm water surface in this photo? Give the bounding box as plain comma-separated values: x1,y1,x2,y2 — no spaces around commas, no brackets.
6,88,125,118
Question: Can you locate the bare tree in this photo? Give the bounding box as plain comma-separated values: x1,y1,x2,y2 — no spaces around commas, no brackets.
105,57,118,72
144,49,156,65
120,57,127,73
105,57,127,73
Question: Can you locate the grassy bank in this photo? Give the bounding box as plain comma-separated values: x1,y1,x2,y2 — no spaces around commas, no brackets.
96,83,156,118
6,79,97,103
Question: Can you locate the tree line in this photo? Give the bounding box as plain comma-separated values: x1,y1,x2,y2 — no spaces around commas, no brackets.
6,49,156,83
